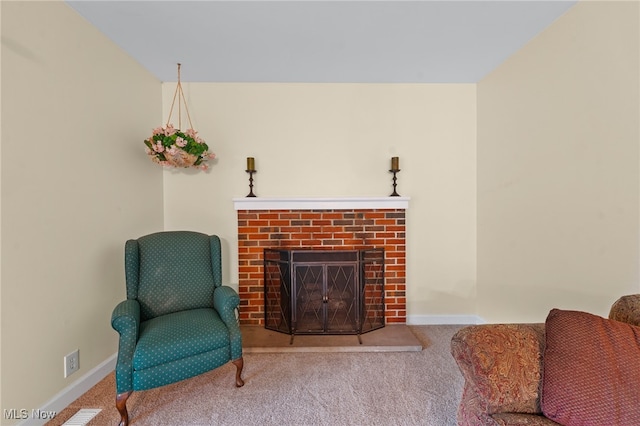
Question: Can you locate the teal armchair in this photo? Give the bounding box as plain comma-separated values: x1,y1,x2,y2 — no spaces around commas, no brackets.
111,231,244,426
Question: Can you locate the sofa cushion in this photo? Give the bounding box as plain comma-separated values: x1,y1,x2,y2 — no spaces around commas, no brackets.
451,323,545,417
541,309,640,425
609,294,640,326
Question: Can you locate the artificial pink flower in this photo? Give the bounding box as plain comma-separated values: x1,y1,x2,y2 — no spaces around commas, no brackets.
153,142,164,153
164,124,177,137
175,136,187,148
152,126,164,136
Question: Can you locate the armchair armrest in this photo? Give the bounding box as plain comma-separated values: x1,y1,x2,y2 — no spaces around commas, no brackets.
451,323,545,425
213,285,243,360
111,299,140,394
112,299,141,334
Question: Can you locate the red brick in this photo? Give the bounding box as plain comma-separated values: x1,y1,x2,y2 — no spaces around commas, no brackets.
269,220,291,227
321,212,344,220
280,213,301,220
257,213,280,220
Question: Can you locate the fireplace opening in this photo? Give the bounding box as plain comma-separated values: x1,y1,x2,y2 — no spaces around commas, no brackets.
264,248,385,344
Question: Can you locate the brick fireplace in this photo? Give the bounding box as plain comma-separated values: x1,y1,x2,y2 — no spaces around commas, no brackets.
233,197,409,326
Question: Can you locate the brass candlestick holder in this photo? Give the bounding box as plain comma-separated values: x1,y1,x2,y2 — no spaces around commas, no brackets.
389,156,401,196
246,169,256,197
389,168,401,196
245,157,256,197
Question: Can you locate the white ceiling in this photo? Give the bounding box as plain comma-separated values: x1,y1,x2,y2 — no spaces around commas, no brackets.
65,0,577,83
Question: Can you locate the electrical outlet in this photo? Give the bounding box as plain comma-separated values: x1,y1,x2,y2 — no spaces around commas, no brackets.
64,349,80,378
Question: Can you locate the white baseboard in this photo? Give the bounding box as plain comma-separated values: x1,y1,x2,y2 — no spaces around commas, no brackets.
20,353,117,426
407,314,485,325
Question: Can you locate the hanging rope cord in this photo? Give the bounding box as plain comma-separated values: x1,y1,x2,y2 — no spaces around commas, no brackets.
165,63,195,130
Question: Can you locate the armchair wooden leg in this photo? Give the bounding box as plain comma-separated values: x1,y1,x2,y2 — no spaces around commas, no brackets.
116,391,132,426
232,357,245,387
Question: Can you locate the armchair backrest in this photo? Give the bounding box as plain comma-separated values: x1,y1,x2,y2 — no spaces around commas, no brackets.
124,231,223,321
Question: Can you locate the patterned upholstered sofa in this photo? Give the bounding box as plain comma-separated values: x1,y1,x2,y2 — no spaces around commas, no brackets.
450,294,640,426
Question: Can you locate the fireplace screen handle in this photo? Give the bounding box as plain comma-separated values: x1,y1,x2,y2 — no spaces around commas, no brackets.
323,295,328,303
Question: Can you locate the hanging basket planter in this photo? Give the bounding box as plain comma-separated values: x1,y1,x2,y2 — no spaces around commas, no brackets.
145,125,213,169
144,64,215,170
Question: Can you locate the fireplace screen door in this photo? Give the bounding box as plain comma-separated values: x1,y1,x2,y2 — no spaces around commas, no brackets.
264,248,385,343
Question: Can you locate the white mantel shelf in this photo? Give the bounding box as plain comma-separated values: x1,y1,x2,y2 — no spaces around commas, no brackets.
233,197,410,211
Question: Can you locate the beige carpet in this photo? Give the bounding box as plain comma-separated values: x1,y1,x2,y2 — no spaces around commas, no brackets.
47,325,464,426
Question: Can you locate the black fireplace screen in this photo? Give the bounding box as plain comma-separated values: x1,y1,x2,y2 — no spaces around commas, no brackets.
264,248,385,341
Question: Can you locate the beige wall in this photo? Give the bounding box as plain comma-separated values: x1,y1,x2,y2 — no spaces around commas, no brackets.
1,1,163,419
161,83,478,319
477,1,640,323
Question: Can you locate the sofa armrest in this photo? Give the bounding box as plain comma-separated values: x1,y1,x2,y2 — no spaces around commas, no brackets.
213,285,243,360
111,299,140,394
609,294,640,326
451,323,545,425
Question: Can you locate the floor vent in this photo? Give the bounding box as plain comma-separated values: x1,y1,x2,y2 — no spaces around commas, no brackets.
62,409,102,426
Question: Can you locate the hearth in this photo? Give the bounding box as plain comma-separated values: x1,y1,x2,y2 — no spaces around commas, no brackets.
264,248,385,344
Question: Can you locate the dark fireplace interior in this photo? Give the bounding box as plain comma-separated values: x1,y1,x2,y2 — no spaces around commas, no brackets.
264,248,385,343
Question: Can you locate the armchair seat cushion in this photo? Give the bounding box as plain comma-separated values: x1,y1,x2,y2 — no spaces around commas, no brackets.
133,308,230,370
